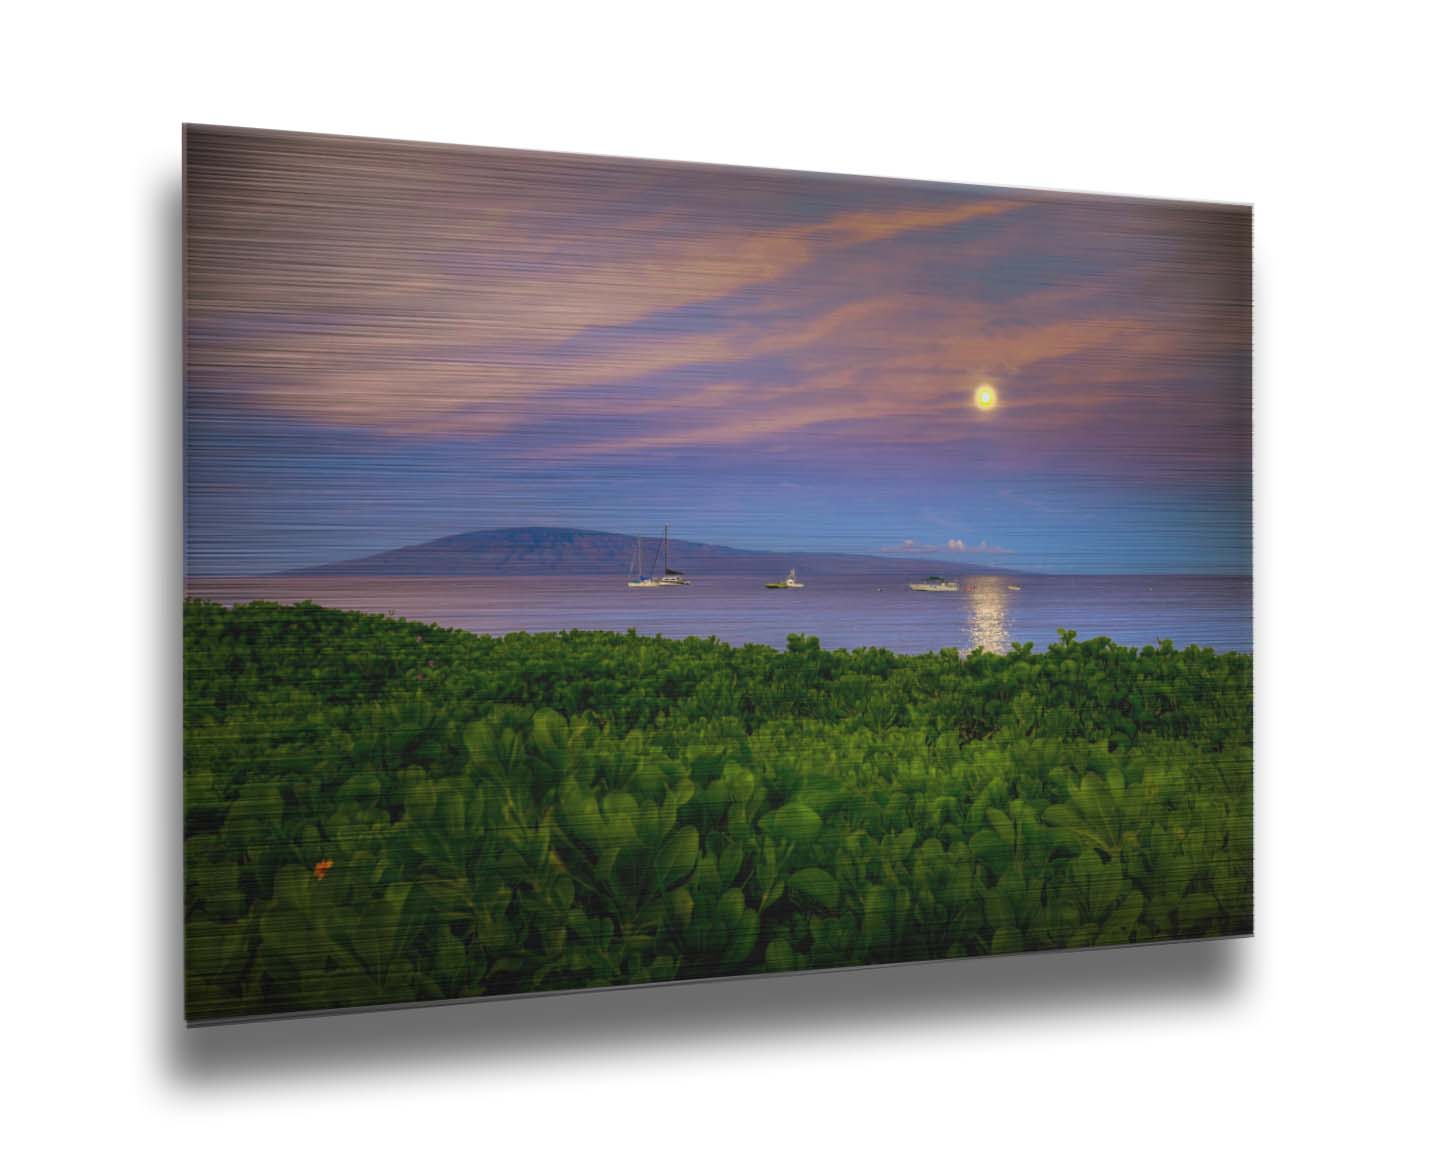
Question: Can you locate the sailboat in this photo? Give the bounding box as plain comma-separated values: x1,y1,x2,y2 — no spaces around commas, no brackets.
765,569,804,589
655,524,690,585
627,524,690,587
626,535,659,587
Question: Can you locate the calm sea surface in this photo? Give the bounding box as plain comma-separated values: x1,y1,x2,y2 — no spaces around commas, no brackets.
187,573,1252,655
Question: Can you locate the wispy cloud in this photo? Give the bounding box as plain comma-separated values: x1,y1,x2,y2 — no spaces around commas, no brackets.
188,128,1031,437
187,129,1247,482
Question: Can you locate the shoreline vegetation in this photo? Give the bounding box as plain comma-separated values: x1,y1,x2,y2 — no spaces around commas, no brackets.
184,599,1253,1021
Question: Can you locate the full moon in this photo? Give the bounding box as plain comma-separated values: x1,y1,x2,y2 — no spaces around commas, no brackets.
975,384,998,411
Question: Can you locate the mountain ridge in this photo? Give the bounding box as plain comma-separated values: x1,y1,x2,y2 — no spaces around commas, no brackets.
278,527,1018,578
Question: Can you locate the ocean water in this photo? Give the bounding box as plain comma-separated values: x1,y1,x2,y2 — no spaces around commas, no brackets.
186,572,1252,655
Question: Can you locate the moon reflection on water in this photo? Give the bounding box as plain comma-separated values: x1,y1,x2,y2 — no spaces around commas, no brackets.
965,576,1012,654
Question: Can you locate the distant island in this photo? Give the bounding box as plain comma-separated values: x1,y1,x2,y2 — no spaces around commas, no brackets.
278,526,1019,579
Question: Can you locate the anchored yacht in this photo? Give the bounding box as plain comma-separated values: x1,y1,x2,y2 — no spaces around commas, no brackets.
765,569,805,589
627,524,690,587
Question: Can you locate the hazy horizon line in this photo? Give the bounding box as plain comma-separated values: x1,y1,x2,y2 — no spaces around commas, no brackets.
177,522,1251,582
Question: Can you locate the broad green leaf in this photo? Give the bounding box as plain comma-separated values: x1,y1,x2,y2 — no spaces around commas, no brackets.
770,802,822,844
788,867,839,910
655,826,700,889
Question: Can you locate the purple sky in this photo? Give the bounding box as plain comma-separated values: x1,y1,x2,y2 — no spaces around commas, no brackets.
184,126,1251,575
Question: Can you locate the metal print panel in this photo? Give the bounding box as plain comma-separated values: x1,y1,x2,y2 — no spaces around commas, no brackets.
183,125,1252,1023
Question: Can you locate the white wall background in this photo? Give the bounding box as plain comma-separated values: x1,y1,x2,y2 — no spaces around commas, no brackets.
4,2,1436,1146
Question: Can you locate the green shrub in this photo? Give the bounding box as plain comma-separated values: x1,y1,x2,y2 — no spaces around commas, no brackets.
184,599,1252,1020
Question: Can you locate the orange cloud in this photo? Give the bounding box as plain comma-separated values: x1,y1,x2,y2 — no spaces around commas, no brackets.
188,128,1031,431
187,128,1246,461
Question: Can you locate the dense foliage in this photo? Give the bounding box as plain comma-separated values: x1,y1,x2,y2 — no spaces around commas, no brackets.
184,599,1252,1020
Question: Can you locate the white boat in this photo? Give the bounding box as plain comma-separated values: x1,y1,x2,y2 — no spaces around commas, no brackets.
909,575,960,593
765,569,804,589
628,524,690,587
626,535,659,587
